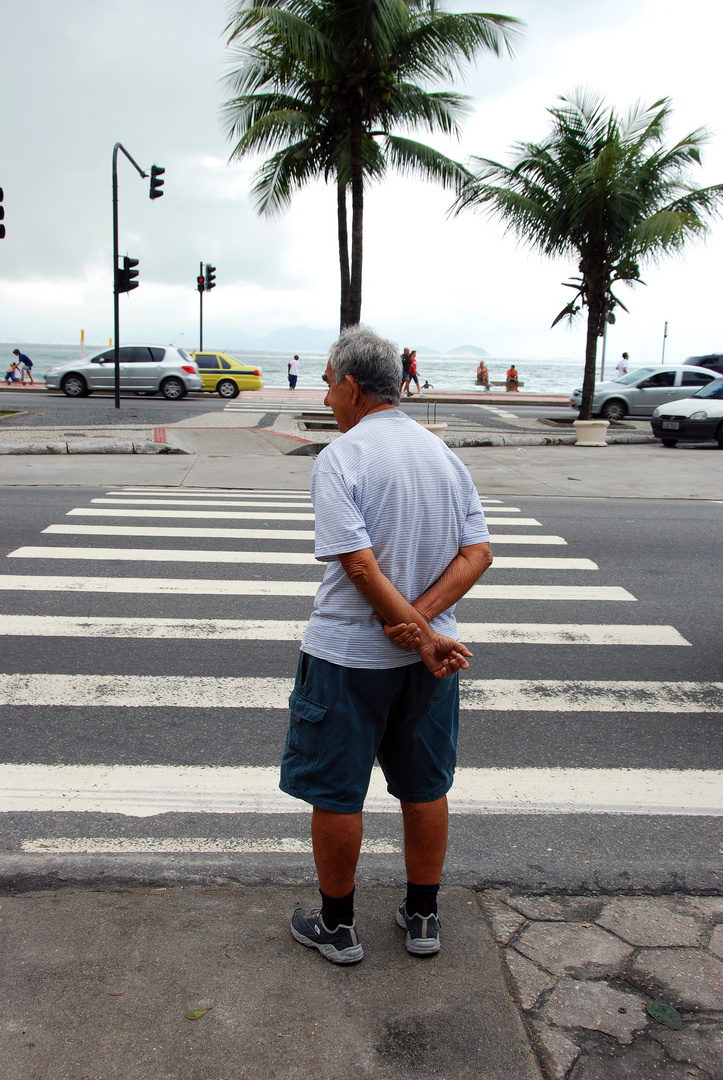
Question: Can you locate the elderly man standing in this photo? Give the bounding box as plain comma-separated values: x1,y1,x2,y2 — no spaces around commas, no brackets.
280,327,493,965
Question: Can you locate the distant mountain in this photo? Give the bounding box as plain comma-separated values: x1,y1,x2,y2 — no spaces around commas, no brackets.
445,344,489,357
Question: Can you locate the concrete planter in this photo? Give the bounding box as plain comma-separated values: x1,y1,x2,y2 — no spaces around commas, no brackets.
418,421,448,439
573,419,609,446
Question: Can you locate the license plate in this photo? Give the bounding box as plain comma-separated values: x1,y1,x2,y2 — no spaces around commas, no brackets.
661,420,679,430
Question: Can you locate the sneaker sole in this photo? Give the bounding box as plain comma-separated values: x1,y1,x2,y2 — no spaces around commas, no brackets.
395,908,441,955
290,922,364,964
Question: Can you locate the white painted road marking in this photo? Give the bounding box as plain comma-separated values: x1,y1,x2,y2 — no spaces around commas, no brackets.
92,497,313,509
69,507,546,526
21,836,401,855
44,524,318,541
68,508,316,521
0,615,689,646
0,674,718,712
105,489,313,500
42,524,565,546
3,764,720,817
8,547,597,570
0,576,636,600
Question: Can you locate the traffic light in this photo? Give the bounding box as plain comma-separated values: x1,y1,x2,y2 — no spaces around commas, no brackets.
116,256,140,294
149,165,165,199
205,264,216,290
0,188,5,239
197,273,205,292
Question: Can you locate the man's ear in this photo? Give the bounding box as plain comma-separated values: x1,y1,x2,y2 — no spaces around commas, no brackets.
345,373,361,396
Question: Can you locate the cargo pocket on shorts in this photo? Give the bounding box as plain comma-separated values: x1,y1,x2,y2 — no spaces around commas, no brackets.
288,689,327,762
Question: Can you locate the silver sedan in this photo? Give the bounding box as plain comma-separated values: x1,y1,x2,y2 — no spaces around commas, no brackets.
570,365,719,421
45,345,202,399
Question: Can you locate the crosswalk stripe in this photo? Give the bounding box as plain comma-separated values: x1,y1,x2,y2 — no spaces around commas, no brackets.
0,576,635,600
68,507,541,526
3,764,720,816
43,524,318,541
0,615,689,646
21,837,402,855
0,675,718,711
108,488,312,497
7,547,597,570
92,497,313,509
104,490,312,502
9,546,320,566
105,489,506,506
41,524,565,546
68,508,316,521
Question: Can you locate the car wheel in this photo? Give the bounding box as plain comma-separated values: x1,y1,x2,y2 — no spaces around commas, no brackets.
61,373,88,398
661,438,678,448
217,379,240,399
716,422,723,449
161,378,185,400
601,399,627,421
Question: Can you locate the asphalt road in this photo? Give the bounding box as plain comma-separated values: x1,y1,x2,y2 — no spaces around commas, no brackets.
1,389,578,431
0,487,720,891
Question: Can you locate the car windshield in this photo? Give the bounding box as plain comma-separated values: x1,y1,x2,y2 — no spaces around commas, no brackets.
692,378,723,400
614,368,656,384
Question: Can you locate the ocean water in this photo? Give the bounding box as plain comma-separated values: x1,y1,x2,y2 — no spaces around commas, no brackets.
2,342,589,394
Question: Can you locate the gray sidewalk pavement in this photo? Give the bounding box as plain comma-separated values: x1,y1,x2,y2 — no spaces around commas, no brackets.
0,437,721,500
0,885,543,1080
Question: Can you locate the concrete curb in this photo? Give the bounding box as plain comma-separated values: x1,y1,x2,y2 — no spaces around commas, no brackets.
0,440,187,455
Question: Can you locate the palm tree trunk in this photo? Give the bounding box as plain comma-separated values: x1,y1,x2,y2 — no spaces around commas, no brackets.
579,292,602,421
337,180,351,331
347,106,364,327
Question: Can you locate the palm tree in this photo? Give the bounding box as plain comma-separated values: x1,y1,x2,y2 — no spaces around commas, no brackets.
453,90,723,420
223,0,521,329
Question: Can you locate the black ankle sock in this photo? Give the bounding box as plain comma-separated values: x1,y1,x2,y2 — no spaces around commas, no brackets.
406,881,439,918
320,887,355,931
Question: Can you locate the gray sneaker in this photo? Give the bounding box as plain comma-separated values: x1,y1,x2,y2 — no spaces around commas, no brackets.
396,901,441,955
290,907,363,964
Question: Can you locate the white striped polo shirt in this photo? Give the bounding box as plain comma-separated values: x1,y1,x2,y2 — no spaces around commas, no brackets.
301,409,489,668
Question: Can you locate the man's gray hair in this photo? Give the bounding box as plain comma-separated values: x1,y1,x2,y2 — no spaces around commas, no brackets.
329,326,402,405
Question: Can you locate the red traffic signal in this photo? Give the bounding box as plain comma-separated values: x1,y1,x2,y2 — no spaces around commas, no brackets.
197,274,205,293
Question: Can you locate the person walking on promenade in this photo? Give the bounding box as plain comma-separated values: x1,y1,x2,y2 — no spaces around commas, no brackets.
406,350,421,396
281,326,493,965
400,346,411,393
506,363,519,391
12,349,34,385
288,354,300,389
616,352,629,378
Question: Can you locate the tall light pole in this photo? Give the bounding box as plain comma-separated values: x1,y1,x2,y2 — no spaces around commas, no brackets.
661,321,668,365
112,143,164,409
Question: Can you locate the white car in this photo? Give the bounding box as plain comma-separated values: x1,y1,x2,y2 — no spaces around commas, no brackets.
569,365,718,420
45,345,202,400
650,377,723,447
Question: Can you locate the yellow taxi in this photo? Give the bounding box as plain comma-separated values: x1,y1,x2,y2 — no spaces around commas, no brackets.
190,351,264,397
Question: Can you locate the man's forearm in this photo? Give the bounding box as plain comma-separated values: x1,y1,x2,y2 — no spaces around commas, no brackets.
413,543,493,622
337,549,436,643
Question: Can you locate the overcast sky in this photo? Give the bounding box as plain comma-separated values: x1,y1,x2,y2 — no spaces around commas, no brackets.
2,0,721,361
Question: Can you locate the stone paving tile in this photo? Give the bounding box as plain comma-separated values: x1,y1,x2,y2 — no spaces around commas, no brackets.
505,948,557,1010
507,896,606,923
515,922,634,978
479,892,527,945
650,1021,723,1080
710,925,723,962
630,948,723,1012
491,893,723,1080
529,1021,581,1079
569,1040,708,1079
681,898,723,920
597,898,704,947
539,977,648,1043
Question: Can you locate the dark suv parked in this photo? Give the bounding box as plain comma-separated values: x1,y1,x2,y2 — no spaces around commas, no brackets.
683,354,723,375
